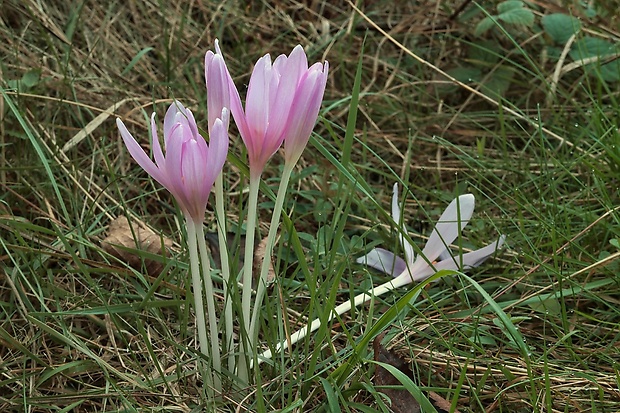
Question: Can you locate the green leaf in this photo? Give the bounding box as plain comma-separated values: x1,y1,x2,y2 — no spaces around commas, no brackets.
570,37,616,60
475,16,497,36
368,361,438,412
469,40,502,65
121,47,154,76
446,67,482,84
320,378,342,413
498,7,535,26
570,37,620,82
21,69,41,88
497,0,525,14
542,13,582,44
528,296,561,315
437,67,481,95
480,67,515,98
610,238,620,249
601,61,620,82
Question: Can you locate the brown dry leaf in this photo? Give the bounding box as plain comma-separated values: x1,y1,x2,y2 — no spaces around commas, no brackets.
373,335,456,413
373,335,421,413
428,391,457,412
205,232,275,288
101,216,173,276
253,235,276,285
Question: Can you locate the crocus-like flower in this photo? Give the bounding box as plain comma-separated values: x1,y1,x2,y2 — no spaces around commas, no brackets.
116,101,229,222
205,40,231,136
256,185,504,366
357,183,505,283
218,43,328,176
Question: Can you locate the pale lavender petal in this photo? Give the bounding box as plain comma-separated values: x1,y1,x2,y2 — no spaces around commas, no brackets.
288,45,309,76
245,54,272,146
460,234,506,268
437,250,452,262
408,194,475,275
269,46,308,140
404,234,506,282
267,82,295,145
116,118,164,184
182,105,200,140
214,42,249,143
150,113,165,170
205,50,215,72
283,62,328,165
206,52,231,134
272,53,287,74
164,102,182,141
180,137,209,219
391,183,416,264
163,123,191,212
391,182,401,224
356,247,407,276
205,113,229,188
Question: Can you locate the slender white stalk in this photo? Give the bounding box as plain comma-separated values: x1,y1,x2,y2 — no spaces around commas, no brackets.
237,175,261,382
185,219,214,396
214,174,235,374
248,163,294,356
195,220,222,392
255,274,411,365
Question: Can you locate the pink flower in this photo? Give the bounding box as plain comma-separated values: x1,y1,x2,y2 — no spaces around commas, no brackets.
357,184,505,283
116,101,229,222
205,40,231,136
217,43,328,176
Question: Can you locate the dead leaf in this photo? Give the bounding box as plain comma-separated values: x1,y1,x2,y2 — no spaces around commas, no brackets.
373,334,421,413
253,235,276,285
205,232,275,288
373,335,455,413
428,391,457,412
101,216,173,276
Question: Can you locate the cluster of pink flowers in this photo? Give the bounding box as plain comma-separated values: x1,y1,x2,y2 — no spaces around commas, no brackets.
117,41,329,220
116,41,329,388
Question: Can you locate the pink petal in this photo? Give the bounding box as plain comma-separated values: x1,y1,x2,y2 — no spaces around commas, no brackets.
212,42,249,142
181,105,200,140
150,114,165,170
268,47,309,141
164,102,182,142
205,50,215,72
163,123,192,212
206,52,231,134
180,137,210,220
285,61,328,138
288,45,309,76
205,116,229,188
282,65,327,164
356,247,407,276
116,118,164,184
245,54,272,146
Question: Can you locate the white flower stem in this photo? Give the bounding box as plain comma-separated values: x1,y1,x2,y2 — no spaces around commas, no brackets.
248,163,294,358
195,220,222,392
255,275,410,365
237,174,261,383
214,174,235,374
185,218,214,397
